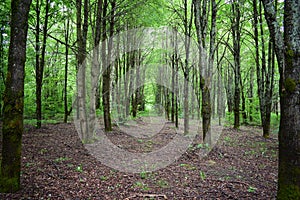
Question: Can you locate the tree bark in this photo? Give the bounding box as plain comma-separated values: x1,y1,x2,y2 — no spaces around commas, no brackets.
76,0,89,141
261,0,284,91
231,0,241,129
262,0,300,198
0,0,32,192
64,18,70,123
89,0,103,134
35,0,50,128
193,0,216,144
277,0,300,198
102,0,114,131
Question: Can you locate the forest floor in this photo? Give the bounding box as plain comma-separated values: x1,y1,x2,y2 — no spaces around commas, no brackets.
0,117,278,199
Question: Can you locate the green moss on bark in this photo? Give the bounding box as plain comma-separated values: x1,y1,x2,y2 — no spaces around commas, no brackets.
0,176,20,193
277,184,300,200
284,78,296,92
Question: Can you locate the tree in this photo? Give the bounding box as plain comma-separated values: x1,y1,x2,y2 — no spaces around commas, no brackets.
0,0,32,192
253,0,275,138
101,0,113,131
193,0,217,144
63,17,72,123
35,0,50,128
278,0,300,198
231,0,241,129
262,0,300,198
0,0,10,118
76,0,89,141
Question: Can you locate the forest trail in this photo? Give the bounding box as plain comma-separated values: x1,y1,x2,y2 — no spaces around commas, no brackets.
0,119,278,199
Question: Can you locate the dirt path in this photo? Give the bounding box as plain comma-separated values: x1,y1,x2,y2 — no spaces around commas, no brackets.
0,118,278,199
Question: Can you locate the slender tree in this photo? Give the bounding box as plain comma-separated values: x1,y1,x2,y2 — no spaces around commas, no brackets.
102,0,114,131
231,0,241,129
64,18,71,123
35,0,50,128
0,0,32,192
253,0,275,138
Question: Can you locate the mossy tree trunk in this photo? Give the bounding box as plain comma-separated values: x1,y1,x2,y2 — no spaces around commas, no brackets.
277,0,300,198
0,0,32,193
193,0,217,144
262,0,300,198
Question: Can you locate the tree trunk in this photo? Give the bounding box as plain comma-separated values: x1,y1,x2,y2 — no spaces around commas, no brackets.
261,0,284,91
263,39,275,138
277,0,300,198
0,0,32,192
225,66,234,113
240,80,247,124
171,49,175,123
35,0,50,128
231,0,241,129
183,0,193,135
89,0,103,134
174,28,179,128
193,0,216,144
64,18,70,123
102,0,114,131
76,0,89,141
248,62,254,122
217,68,223,126
35,0,41,126
262,0,300,198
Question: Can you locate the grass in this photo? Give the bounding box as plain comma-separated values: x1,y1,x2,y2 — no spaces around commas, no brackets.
156,179,169,188
54,157,70,163
244,150,257,156
39,148,48,154
133,181,150,191
199,171,206,181
224,112,280,132
25,162,35,167
140,171,147,179
76,164,83,173
224,136,231,143
248,186,257,193
179,163,196,170
100,175,108,181
24,119,60,126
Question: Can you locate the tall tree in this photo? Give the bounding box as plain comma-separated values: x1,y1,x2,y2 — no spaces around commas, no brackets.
76,0,89,141
193,0,217,144
0,0,32,192
101,0,113,131
63,18,72,123
35,0,50,128
0,0,10,118
253,0,275,138
182,0,193,135
231,0,241,129
262,0,300,198
279,0,300,198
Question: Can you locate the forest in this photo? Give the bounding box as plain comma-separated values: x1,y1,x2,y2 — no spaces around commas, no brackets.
0,0,299,199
